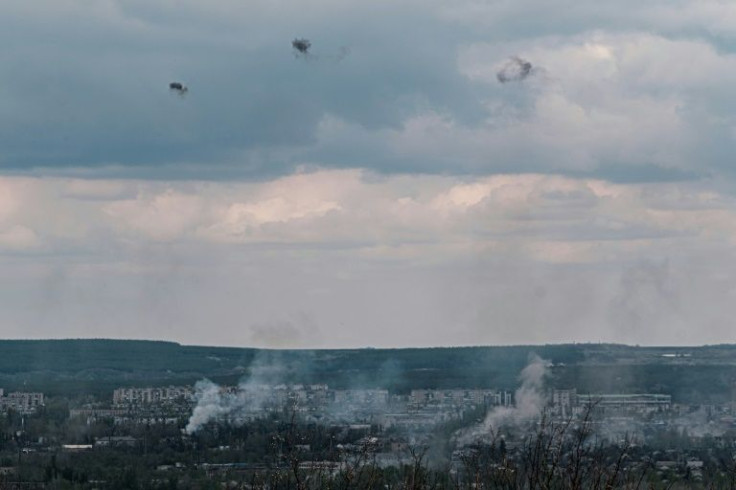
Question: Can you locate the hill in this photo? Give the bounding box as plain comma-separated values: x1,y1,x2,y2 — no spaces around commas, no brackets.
0,340,735,403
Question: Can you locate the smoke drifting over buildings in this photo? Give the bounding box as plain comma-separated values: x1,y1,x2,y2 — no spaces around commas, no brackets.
185,377,299,434
484,354,550,428
185,351,396,433
457,354,550,444
497,56,534,83
185,379,238,434
185,352,299,433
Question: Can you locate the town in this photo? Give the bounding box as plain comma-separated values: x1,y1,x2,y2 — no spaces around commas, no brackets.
2,380,736,488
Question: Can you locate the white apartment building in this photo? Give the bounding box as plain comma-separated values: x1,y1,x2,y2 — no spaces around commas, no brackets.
0,392,45,414
113,386,193,406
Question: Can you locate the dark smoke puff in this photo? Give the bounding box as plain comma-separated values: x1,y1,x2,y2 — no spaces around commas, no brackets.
497,56,533,83
292,38,311,56
169,82,188,95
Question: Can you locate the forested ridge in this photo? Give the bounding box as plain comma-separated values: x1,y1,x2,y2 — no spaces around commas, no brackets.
0,340,734,403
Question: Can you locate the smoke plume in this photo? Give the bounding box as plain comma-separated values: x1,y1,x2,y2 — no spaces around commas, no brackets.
456,354,550,445
292,38,312,57
186,379,235,434
497,56,534,83
484,354,550,429
185,351,308,434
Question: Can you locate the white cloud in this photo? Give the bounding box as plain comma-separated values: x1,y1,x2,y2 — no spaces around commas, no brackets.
307,29,733,179
454,32,736,173
103,190,207,241
0,225,40,250
4,0,736,346
0,170,735,346
1,170,734,260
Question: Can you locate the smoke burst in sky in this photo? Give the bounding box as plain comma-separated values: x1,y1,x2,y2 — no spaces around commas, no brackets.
292,38,312,58
291,38,350,63
496,56,534,83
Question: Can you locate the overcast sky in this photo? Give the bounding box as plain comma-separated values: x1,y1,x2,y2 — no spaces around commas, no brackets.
2,0,736,348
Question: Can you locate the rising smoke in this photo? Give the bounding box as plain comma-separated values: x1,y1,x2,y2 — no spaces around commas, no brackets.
457,354,551,445
185,379,278,434
185,351,308,434
485,353,550,429
186,379,241,434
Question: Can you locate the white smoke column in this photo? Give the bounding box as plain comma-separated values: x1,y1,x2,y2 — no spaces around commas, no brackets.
185,351,297,434
186,381,277,434
454,354,551,446
484,354,551,431
186,379,232,434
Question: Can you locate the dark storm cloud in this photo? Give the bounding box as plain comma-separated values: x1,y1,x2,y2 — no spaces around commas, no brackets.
0,1,485,179
1,0,735,184
575,163,704,183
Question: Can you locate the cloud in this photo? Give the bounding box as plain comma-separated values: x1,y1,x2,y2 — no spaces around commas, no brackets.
610,260,680,340
3,0,736,347
0,171,734,345
3,170,736,255
306,29,736,180
0,0,482,178
1,1,734,183
104,190,207,241
0,226,40,251
438,0,736,39
248,314,323,349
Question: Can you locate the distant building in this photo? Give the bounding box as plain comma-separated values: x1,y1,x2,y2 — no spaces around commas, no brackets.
550,389,577,417
95,436,138,447
550,390,671,418
0,391,44,414
113,386,193,406
409,389,511,408
69,408,131,423
504,391,513,407
334,389,389,408
576,393,671,416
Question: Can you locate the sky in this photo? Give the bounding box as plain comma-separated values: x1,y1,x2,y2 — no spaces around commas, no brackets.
2,0,736,348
